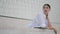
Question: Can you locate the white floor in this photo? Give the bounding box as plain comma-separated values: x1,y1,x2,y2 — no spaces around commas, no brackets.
0,29,54,34
0,17,60,34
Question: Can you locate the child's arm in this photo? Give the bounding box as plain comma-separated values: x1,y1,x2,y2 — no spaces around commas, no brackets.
46,15,57,34
46,15,52,27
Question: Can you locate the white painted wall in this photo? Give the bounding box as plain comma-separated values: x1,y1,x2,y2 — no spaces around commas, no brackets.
0,0,60,23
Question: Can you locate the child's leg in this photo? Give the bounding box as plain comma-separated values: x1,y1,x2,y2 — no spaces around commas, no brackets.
48,26,57,34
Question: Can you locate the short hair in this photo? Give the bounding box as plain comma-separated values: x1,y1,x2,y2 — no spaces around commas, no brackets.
43,4,51,9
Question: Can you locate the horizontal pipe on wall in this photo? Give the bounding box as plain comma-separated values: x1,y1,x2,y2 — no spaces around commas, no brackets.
0,15,33,21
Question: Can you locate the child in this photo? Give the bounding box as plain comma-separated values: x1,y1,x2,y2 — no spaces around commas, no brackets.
29,4,57,34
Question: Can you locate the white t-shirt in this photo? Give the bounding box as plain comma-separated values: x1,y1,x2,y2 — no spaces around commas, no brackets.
28,12,48,28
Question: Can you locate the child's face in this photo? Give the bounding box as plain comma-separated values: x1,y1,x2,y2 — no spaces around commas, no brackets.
43,6,50,15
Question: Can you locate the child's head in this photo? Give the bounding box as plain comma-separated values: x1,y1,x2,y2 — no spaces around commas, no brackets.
43,4,51,15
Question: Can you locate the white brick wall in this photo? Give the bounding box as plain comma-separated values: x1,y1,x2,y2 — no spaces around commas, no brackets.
0,0,60,23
